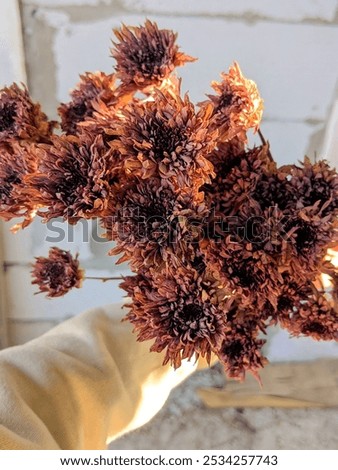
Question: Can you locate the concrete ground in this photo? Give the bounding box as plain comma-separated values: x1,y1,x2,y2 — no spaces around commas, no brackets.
109,365,338,450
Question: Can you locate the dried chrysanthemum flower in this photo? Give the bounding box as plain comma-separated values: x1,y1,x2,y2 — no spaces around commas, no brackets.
215,326,267,381
276,274,313,318
203,144,274,215
286,157,338,216
31,247,84,298
115,84,216,187
121,268,227,368
0,84,55,143
27,131,120,224
58,72,120,135
283,206,336,277
112,20,195,90
279,293,338,342
203,233,283,310
200,62,263,142
0,142,38,228
103,177,208,270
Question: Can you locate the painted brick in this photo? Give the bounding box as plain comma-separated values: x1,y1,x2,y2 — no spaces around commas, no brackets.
121,0,338,22
49,13,338,123
267,325,338,362
0,0,26,86
22,0,108,6
22,0,338,23
250,121,321,166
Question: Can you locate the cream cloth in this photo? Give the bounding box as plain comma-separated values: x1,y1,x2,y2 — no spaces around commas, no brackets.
0,303,199,449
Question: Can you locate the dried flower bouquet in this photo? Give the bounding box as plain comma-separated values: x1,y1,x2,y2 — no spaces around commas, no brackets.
0,21,337,380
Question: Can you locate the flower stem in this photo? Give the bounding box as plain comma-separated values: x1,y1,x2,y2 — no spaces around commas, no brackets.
258,128,273,162
85,276,123,283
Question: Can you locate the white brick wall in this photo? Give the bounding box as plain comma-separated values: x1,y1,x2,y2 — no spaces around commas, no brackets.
1,0,338,360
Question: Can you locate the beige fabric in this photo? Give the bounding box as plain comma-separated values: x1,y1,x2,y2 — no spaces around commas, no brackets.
0,303,199,450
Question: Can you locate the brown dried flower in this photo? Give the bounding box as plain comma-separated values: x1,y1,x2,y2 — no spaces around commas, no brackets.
0,84,55,143
27,131,120,224
112,20,195,90
1,20,338,379
200,62,263,142
216,326,267,381
0,142,38,228
31,247,84,298
286,157,338,216
121,268,227,368
203,233,283,310
115,84,216,187
58,72,119,135
279,293,338,342
104,177,208,270
203,144,274,216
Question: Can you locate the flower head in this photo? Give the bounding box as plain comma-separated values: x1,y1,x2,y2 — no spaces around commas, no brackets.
115,84,216,187
203,231,283,310
201,62,263,142
31,247,84,298
215,326,267,381
0,142,38,228
204,144,274,216
112,20,195,90
0,84,54,143
121,268,227,368
283,206,336,277
279,293,338,341
104,177,208,270
27,131,120,224
286,157,338,216
58,72,119,135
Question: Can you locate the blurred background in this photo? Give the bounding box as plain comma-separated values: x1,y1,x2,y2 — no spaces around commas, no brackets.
1,0,338,449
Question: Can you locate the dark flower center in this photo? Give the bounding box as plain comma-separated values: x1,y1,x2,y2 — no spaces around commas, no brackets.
0,171,21,202
217,92,234,112
67,101,93,127
277,295,293,313
294,222,317,254
129,199,171,243
302,321,326,335
230,263,257,289
130,40,168,75
43,262,65,289
171,303,208,340
191,255,206,274
222,339,243,361
181,303,204,324
148,121,186,161
0,103,16,132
